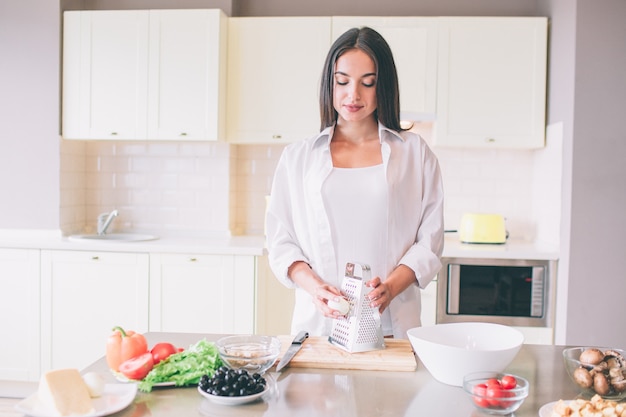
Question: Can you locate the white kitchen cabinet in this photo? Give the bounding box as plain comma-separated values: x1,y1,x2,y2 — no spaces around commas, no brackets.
0,248,40,381
149,253,255,334
40,250,149,372
332,17,438,120
63,11,150,140
254,255,294,336
434,17,548,149
147,10,227,141
62,9,227,141
226,17,332,144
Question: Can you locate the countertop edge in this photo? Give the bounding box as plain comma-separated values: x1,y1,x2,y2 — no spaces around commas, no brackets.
0,230,559,260
0,231,268,256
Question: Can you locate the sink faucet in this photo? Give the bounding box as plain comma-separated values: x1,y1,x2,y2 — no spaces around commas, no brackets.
97,210,119,235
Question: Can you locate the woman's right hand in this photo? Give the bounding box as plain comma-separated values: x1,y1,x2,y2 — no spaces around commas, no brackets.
288,260,346,318
313,284,347,318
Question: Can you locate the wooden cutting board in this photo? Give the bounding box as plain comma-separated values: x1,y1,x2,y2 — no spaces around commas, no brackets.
276,335,417,372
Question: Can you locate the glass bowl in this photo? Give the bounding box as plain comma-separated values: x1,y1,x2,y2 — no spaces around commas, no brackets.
563,347,626,400
462,372,529,415
215,335,281,374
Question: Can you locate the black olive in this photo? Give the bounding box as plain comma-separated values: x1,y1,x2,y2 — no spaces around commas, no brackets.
199,368,267,397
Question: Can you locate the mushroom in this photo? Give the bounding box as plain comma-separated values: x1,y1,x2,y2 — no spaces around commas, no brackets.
574,366,594,389
579,348,605,366
605,350,626,368
612,378,626,393
593,372,610,396
606,357,622,369
609,367,623,379
593,361,609,373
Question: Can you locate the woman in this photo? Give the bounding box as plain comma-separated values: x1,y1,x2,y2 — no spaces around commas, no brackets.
265,27,444,339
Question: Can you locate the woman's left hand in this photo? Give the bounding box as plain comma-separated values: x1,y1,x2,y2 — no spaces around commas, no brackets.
365,277,390,313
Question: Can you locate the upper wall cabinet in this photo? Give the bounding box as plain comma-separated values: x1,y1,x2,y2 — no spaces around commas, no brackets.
226,17,332,144
63,11,149,140
332,17,438,121
62,10,227,141
148,10,227,141
434,17,548,149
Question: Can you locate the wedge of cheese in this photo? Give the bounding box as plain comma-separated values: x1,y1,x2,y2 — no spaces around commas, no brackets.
38,369,95,416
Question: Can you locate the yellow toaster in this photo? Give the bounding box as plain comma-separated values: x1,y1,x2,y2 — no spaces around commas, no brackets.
459,213,507,244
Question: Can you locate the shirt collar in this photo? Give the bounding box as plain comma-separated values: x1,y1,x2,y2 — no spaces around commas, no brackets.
312,123,405,148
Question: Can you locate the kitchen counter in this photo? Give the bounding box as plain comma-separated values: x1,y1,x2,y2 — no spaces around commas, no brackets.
0,333,595,417
0,230,267,256
442,234,559,260
0,229,559,260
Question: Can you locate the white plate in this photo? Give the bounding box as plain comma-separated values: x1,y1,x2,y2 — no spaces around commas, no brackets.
115,373,175,387
197,384,269,406
15,384,137,417
538,400,571,417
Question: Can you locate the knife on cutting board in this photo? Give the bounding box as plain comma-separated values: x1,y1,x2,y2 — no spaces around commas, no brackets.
275,330,309,372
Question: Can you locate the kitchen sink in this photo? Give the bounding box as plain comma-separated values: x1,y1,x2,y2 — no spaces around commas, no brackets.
68,233,159,242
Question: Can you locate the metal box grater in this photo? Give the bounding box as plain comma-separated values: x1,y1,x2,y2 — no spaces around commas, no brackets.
328,262,385,353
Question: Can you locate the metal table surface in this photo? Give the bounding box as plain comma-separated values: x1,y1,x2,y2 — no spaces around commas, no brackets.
1,332,598,417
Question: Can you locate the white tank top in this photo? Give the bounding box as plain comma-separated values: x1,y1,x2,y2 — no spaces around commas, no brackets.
322,164,392,335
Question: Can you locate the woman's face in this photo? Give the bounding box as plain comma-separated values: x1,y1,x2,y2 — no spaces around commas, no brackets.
333,48,377,124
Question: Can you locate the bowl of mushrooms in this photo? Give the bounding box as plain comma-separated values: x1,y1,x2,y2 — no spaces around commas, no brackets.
563,347,626,400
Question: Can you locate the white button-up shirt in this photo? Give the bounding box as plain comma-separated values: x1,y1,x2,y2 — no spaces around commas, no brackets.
266,123,444,339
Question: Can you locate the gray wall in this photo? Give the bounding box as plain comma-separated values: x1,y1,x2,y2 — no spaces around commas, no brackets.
536,0,576,346
567,0,626,346
0,1,61,230
531,0,626,346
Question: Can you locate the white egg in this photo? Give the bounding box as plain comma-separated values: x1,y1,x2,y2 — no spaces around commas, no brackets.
328,297,350,315
82,372,105,397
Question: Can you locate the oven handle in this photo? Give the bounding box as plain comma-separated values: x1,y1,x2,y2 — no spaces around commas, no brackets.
447,264,461,314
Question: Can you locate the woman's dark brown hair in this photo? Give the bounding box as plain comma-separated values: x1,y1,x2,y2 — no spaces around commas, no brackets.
319,26,403,132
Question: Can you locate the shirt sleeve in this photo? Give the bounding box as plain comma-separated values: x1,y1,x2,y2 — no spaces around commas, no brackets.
398,143,445,289
265,146,309,289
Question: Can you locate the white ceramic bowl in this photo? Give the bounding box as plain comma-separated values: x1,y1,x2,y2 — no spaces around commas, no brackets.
407,322,524,386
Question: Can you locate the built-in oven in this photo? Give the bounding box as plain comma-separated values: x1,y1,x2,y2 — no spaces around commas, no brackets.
436,257,557,343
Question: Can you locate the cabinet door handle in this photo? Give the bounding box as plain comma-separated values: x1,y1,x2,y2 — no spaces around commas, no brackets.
272,134,282,140
180,132,188,137
110,132,118,136
485,137,496,143
189,257,197,262
91,256,100,260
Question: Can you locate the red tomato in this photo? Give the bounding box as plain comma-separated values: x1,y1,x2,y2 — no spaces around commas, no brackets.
119,352,154,380
486,378,502,387
498,389,515,408
500,375,517,390
150,342,179,365
472,383,489,408
486,385,504,407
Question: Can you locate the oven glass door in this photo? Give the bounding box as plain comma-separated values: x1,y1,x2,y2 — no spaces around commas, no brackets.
448,265,545,318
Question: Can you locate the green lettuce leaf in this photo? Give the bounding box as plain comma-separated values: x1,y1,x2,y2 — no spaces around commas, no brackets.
138,339,222,392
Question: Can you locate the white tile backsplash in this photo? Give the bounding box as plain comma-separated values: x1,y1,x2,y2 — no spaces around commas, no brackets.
531,122,563,246
59,126,561,241
60,140,232,237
